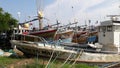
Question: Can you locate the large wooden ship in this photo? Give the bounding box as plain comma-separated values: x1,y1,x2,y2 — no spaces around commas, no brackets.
10,34,120,64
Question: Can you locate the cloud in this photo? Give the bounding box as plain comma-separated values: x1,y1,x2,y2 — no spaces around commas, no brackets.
44,0,119,26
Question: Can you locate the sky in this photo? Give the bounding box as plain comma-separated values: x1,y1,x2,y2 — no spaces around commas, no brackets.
0,0,120,27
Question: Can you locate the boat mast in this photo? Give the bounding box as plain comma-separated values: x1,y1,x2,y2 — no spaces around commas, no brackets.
36,0,43,30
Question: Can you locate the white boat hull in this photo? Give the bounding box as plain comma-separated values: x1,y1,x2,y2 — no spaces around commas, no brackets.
10,40,120,63
10,40,77,59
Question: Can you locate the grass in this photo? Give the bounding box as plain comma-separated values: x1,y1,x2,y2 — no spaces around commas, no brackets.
73,64,98,68
0,57,98,68
22,63,98,68
0,56,21,67
21,58,98,68
22,63,46,68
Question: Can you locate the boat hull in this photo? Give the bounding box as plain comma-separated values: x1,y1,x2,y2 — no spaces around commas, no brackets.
72,31,98,44
29,29,57,40
55,30,74,43
11,40,120,64
11,40,77,59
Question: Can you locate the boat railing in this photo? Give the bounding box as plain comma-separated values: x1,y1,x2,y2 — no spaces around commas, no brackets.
38,37,49,44
12,33,50,45
37,37,64,48
62,45,118,54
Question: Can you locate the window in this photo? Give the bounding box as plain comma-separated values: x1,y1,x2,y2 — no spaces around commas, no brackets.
22,30,24,32
107,26,112,32
14,30,17,33
114,25,120,31
102,26,106,32
98,26,101,32
18,30,21,33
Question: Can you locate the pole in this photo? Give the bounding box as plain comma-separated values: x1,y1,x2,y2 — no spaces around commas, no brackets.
17,12,21,23
17,12,21,29
118,34,120,54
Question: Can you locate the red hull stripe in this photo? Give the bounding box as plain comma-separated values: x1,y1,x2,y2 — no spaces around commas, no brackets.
29,29,57,35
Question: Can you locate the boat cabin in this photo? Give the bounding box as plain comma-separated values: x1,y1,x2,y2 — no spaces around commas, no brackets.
98,20,120,52
13,27,30,34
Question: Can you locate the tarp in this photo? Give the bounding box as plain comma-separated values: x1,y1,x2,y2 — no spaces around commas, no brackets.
87,36,97,43
0,49,4,56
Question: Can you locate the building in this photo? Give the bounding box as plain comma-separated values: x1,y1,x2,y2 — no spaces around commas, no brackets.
99,20,120,52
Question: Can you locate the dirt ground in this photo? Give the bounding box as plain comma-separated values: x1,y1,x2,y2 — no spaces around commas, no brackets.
7,58,34,68
6,57,52,68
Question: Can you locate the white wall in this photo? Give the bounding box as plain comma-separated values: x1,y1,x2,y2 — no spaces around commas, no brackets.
98,32,114,45
98,31,120,48
114,32,120,47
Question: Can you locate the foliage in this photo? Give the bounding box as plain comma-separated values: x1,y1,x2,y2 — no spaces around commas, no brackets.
0,57,20,67
0,7,18,32
0,7,18,49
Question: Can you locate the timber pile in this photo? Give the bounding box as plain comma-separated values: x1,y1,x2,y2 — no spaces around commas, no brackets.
13,48,24,57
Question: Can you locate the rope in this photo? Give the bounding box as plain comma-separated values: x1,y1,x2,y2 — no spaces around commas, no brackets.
65,48,80,65
35,49,39,68
49,51,61,65
59,48,74,68
69,49,84,68
45,48,55,68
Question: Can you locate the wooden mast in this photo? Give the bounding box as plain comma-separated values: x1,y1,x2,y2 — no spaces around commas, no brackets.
36,0,43,30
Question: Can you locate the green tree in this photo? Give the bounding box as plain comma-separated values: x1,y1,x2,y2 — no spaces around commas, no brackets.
0,7,18,50
0,8,18,32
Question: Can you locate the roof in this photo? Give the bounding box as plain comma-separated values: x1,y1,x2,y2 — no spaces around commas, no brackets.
100,20,120,26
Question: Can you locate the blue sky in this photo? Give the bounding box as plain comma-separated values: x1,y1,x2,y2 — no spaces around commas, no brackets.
0,0,119,27
0,0,55,23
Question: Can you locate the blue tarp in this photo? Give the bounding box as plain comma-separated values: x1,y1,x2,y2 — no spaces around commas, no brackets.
87,36,97,42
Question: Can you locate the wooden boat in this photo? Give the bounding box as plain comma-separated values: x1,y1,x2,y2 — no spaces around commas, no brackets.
29,29,57,41
55,29,74,43
10,41,120,64
15,0,58,41
10,34,77,59
10,34,120,65
72,31,98,44
72,31,88,43
53,22,77,43
13,27,57,41
11,19,120,64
